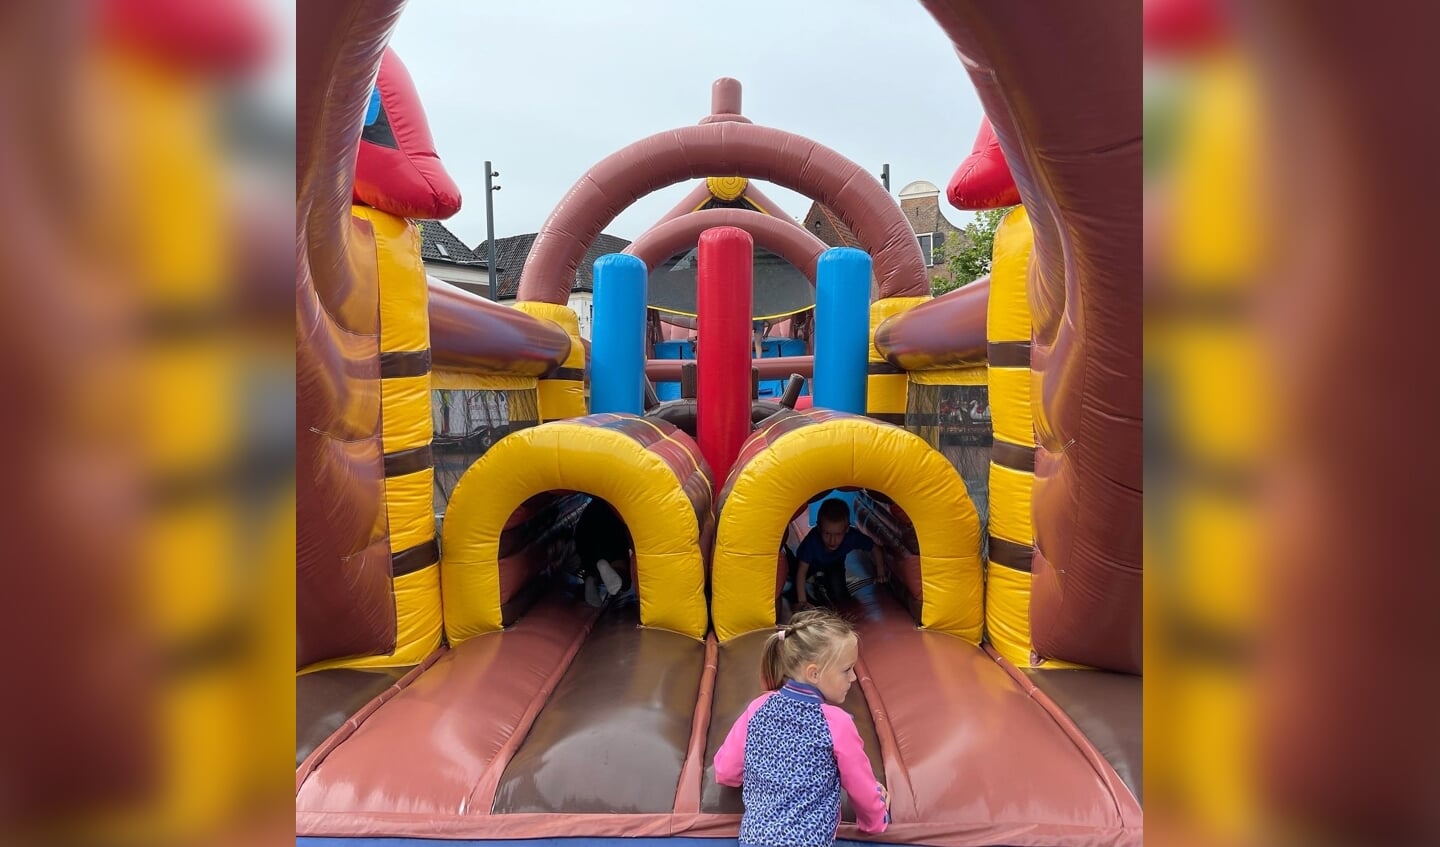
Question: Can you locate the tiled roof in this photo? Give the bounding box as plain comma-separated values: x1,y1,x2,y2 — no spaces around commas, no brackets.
477,232,633,298
416,219,482,265
801,201,861,249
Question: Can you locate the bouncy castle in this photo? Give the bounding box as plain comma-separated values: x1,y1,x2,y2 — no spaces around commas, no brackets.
297,2,1140,845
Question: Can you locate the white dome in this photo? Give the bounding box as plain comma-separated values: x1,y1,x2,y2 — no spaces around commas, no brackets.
897,179,941,199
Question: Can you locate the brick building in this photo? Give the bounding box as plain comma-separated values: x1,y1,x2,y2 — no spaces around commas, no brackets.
801,179,968,289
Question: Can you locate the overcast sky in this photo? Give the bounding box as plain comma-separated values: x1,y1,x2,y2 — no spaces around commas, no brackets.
388,0,985,247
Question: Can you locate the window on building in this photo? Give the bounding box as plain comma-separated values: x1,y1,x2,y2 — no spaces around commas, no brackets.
436,243,450,259
916,233,934,267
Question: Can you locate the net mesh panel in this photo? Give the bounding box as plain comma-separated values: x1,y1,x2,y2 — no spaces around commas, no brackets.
906,382,993,547
430,388,540,516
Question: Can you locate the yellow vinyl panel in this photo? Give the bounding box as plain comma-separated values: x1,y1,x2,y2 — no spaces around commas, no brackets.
358,208,429,354
867,297,929,417
987,460,1035,546
909,366,987,386
987,367,1034,446
300,564,443,672
380,375,431,454
984,562,1033,667
430,370,537,391
513,302,585,420
384,469,434,554
987,205,1034,344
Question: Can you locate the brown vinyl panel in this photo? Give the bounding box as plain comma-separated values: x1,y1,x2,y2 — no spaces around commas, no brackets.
296,667,409,767
700,630,884,818
390,538,438,577
295,595,595,820
991,439,1037,473
847,588,1140,841
491,608,706,813
673,636,720,815
297,0,405,667
1023,668,1142,804
383,445,433,477
428,277,571,376
645,399,786,438
987,535,1034,573
378,349,431,378
650,355,813,383
922,1,1142,673
985,341,1032,369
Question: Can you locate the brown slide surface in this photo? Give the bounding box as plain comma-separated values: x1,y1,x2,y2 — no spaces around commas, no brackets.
296,595,597,831
846,584,1141,846
296,667,409,767
1024,667,1143,804
492,607,706,814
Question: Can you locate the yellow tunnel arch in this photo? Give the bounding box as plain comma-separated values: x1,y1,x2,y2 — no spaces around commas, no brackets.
712,410,983,642
441,414,712,643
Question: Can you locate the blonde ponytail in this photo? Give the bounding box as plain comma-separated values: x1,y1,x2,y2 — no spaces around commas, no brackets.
759,609,857,690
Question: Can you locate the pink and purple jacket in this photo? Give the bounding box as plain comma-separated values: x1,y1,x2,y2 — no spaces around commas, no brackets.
714,680,889,847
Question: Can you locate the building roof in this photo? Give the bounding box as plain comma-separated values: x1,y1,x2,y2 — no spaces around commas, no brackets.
899,191,963,239
416,219,483,265
801,201,861,249
477,232,634,298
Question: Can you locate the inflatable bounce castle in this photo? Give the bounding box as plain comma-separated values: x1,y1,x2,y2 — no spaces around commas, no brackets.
297,2,1140,846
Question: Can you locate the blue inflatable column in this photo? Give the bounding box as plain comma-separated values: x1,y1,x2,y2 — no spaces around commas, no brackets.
589,253,648,415
811,247,871,523
814,247,870,414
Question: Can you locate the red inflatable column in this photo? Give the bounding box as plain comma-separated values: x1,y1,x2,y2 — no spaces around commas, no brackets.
696,226,754,481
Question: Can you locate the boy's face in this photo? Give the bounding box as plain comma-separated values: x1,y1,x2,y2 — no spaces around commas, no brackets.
820,519,848,551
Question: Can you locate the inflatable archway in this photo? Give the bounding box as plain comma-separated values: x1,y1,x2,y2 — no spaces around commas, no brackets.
624,207,826,282
711,409,983,641
441,414,712,642
516,121,929,304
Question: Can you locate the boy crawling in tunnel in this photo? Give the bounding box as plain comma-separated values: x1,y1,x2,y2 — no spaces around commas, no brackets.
572,496,635,608
788,497,887,610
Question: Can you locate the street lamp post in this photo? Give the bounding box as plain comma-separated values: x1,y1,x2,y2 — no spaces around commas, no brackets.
484,161,501,300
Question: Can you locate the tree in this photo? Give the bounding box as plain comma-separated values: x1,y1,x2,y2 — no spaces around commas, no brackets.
930,207,1015,296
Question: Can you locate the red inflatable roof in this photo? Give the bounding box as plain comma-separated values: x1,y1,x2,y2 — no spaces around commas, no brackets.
946,116,1020,211
353,48,462,220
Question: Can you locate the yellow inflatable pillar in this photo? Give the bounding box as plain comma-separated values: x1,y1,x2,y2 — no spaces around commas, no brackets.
513,302,586,420
867,296,929,423
985,206,1041,667
305,208,443,671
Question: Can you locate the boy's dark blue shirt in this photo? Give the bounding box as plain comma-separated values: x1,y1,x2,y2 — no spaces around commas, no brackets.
795,526,873,572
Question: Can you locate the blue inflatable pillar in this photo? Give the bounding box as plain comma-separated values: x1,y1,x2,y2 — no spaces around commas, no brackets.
813,247,870,414
811,247,871,524
589,253,648,415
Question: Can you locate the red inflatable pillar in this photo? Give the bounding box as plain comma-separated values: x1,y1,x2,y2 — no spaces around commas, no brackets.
696,226,754,482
